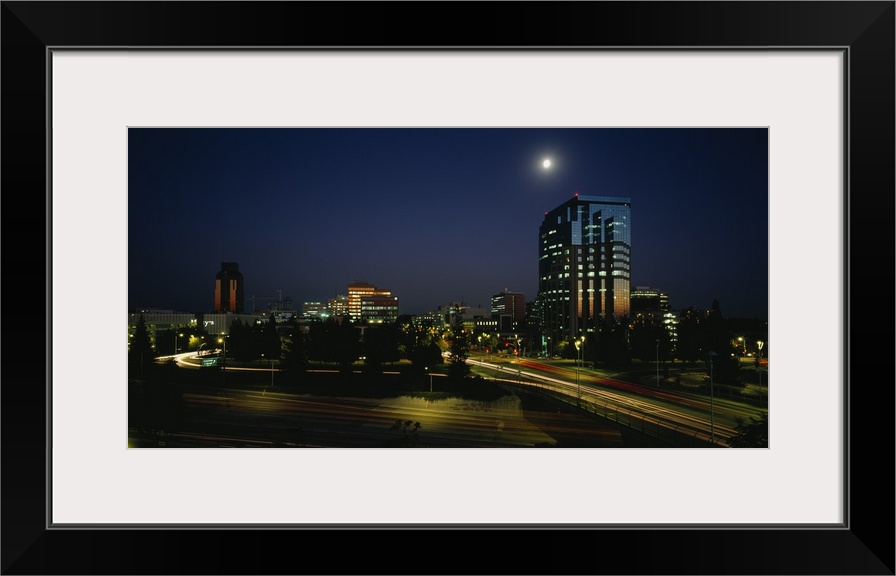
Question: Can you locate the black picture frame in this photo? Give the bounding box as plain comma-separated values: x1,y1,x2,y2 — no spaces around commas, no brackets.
3,2,893,574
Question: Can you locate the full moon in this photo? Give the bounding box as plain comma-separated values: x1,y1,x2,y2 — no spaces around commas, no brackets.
542,158,552,169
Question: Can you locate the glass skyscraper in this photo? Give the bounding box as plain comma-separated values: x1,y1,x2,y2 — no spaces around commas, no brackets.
537,194,631,345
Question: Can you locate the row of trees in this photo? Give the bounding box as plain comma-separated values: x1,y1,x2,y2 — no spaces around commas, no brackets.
130,298,765,387
551,300,765,386
280,321,446,376
128,313,452,381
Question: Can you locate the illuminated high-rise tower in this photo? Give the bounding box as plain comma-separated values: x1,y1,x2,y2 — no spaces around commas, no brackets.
537,194,631,344
214,262,244,313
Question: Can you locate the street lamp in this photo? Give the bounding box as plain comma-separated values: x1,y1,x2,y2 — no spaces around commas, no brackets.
655,339,660,387
218,335,228,378
425,366,433,392
574,337,583,406
706,350,717,444
757,340,765,404
174,332,183,355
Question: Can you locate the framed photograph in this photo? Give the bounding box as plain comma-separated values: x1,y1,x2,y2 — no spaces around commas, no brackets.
4,1,892,574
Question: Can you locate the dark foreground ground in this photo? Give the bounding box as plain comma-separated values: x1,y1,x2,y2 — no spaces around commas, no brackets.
129,365,657,448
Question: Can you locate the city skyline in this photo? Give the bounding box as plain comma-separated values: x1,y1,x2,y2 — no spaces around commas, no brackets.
128,127,769,319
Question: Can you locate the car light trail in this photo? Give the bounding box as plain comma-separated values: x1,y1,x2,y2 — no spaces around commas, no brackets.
467,357,737,444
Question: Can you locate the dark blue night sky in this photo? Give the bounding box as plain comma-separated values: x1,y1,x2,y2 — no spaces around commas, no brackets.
128,127,769,319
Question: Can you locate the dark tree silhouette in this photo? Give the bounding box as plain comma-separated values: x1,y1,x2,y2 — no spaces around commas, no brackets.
383,419,422,447
446,328,471,381
334,320,363,374
155,328,177,356
702,300,742,386
629,318,668,363
281,327,310,381
128,314,154,379
363,322,402,376
596,316,631,368
727,412,768,447
306,320,334,364
561,337,578,360
226,318,257,361
675,307,703,362
305,317,359,368
129,357,185,435
263,313,282,360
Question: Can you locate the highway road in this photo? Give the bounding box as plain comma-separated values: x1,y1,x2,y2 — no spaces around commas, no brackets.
143,350,767,448
467,355,768,447
129,383,628,448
